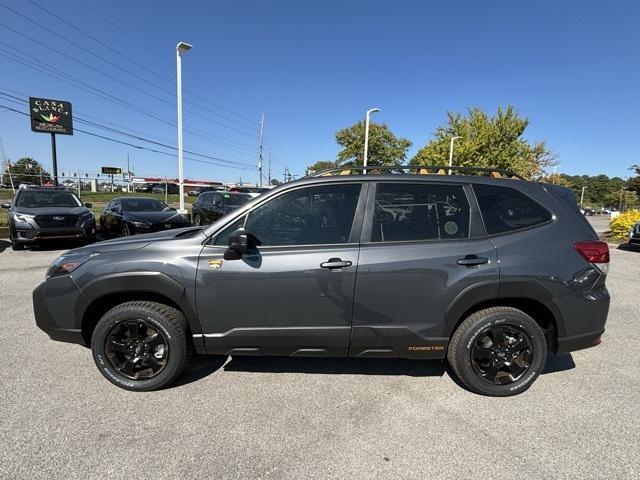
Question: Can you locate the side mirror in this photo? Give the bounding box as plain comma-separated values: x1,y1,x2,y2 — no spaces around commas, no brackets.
224,228,261,260
225,228,248,259
84,202,93,208
1,202,10,209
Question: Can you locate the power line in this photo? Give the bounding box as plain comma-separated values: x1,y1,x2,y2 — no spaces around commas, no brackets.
0,85,258,159
0,25,257,137
0,50,259,153
72,0,260,120
0,93,255,168
0,103,256,171
16,0,259,130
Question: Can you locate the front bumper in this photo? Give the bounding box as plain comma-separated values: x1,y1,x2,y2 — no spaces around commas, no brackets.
15,222,96,244
33,276,88,345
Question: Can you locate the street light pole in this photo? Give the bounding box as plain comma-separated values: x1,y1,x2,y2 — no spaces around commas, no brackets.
363,107,380,173
448,136,462,175
176,41,192,215
580,186,586,209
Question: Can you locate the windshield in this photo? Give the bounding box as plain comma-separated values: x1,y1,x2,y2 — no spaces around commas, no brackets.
222,193,252,205
121,198,171,212
15,190,81,208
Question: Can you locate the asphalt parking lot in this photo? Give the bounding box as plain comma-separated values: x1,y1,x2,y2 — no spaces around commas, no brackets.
0,235,638,479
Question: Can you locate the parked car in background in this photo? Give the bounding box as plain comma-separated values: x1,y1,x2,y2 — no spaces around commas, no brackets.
99,197,190,237
228,186,271,198
33,166,610,396
629,221,640,248
187,185,226,197
152,183,179,194
2,186,95,250
191,191,252,226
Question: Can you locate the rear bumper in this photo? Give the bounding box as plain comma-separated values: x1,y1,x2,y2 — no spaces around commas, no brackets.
33,279,87,346
556,329,604,354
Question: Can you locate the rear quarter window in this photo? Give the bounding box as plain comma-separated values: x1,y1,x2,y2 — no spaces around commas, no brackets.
473,184,552,235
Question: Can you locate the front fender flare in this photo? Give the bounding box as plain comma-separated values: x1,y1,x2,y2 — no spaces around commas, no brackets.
77,271,204,337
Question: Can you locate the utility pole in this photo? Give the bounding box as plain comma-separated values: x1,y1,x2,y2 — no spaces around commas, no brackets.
127,153,130,193
448,136,462,175
363,107,380,174
258,113,264,187
619,187,624,212
268,148,272,185
77,168,81,200
580,186,586,210
176,41,192,214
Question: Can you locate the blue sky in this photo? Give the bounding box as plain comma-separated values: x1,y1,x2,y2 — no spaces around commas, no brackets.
0,0,638,183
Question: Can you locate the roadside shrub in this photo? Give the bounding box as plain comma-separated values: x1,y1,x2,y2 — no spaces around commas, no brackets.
609,210,640,240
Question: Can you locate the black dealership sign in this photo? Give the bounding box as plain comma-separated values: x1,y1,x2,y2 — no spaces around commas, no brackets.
101,167,122,174
29,97,73,135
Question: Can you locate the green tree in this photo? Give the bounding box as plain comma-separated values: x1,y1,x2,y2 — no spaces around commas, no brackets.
335,121,412,167
411,105,555,178
306,160,337,174
6,158,51,185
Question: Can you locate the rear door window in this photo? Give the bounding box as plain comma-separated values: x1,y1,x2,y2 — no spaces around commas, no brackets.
473,184,552,235
371,183,470,242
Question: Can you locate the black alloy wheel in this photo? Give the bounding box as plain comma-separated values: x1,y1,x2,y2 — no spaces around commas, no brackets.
447,307,547,396
104,320,169,380
470,324,533,385
193,214,201,226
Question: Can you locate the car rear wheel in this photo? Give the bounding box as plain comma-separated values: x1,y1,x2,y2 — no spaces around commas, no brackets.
447,307,547,396
91,301,192,391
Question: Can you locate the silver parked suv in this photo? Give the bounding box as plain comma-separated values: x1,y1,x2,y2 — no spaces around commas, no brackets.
32,166,610,396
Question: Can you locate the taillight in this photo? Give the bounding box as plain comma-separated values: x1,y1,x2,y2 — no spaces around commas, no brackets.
574,241,609,273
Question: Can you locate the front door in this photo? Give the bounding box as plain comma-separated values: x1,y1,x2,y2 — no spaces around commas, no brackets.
350,181,499,359
196,182,367,356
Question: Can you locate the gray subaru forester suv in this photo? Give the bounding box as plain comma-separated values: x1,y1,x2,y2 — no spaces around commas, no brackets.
32,167,610,396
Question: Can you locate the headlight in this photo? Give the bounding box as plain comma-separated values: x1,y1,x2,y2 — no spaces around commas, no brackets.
13,213,35,223
80,212,94,222
46,252,99,279
131,219,151,228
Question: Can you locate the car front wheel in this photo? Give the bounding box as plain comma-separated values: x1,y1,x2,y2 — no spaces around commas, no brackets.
91,301,191,391
447,307,547,396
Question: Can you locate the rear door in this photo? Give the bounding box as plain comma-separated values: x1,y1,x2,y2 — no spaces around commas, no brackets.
195,182,367,356
350,181,499,359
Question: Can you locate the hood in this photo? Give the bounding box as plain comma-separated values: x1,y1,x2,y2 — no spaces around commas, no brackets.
124,210,190,224
13,205,90,216
73,226,206,254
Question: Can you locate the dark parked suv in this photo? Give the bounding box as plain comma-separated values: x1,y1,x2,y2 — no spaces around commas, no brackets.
191,191,252,226
32,167,610,396
2,186,96,250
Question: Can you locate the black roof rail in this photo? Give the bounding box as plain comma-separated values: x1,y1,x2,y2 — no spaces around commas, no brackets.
306,165,526,181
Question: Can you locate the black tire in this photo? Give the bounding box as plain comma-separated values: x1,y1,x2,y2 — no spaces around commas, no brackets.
193,214,201,227
122,223,131,236
447,307,547,397
91,301,192,391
